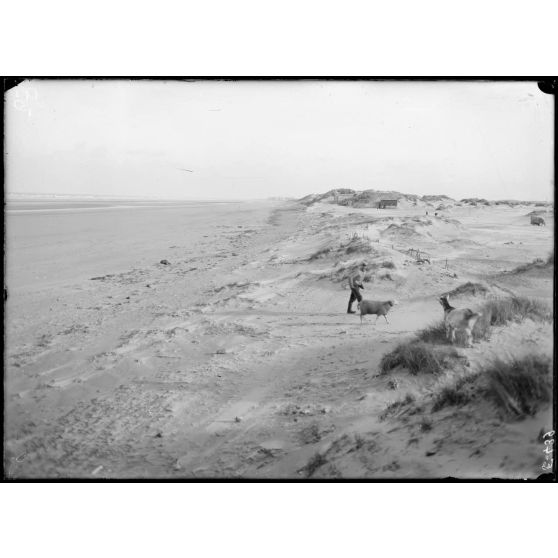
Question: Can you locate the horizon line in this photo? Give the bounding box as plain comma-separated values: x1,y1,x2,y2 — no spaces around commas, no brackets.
5,190,553,204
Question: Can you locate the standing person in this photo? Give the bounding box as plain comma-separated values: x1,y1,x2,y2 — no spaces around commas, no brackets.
347,263,367,314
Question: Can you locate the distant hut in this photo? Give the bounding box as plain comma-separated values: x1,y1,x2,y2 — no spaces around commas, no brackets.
378,199,398,209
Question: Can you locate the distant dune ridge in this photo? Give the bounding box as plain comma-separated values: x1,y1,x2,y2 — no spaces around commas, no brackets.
299,188,553,209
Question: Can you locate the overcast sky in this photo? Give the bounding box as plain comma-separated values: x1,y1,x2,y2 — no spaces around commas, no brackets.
5,80,554,201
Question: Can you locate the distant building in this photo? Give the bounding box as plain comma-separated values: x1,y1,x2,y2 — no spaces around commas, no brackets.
378,199,398,209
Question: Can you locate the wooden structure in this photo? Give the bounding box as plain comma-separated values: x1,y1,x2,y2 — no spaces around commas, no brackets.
378,199,398,209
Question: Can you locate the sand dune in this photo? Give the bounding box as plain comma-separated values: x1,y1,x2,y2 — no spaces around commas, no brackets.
4,193,554,478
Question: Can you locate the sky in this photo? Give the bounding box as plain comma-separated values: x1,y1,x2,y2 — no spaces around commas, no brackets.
5,80,554,201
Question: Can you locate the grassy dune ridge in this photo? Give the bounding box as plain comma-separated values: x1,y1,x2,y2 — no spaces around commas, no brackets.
377,291,552,422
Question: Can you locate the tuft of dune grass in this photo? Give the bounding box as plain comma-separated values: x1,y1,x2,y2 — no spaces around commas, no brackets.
415,321,450,345
308,247,331,260
480,296,552,326
380,341,459,375
447,282,488,297
472,296,550,342
508,257,552,275
431,354,552,419
344,237,375,255
419,417,433,432
381,260,396,269
379,393,416,421
432,374,480,412
301,452,328,477
485,355,552,418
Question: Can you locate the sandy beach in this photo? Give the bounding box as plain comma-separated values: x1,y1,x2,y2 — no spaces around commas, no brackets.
4,195,554,478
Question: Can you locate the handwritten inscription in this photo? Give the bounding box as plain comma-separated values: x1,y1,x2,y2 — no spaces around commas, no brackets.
542,430,554,471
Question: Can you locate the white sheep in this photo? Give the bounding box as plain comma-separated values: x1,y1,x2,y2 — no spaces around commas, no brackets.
357,299,397,325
